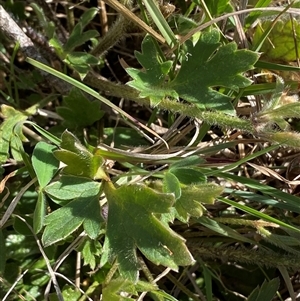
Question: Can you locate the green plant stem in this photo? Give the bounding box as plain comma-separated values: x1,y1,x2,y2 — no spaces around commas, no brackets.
66,1,75,32
214,217,278,228
138,257,155,282
103,261,119,287
91,15,132,57
165,272,201,301
84,72,254,132
187,242,300,268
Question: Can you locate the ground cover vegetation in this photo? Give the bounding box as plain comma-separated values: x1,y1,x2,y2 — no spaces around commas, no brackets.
1,0,300,300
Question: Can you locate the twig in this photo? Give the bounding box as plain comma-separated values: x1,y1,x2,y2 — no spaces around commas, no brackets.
2,269,28,301
98,0,109,35
186,269,207,301
0,5,70,94
166,272,201,301
137,267,171,301
101,0,165,44
75,251,81,289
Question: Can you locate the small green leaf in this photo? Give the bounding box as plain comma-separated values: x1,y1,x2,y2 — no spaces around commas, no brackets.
62,285,81,301
32,141,59,188
10,133,25,162
163,172,181,199
174,183,223,222
169,167,206,185
13,216,33,236
80,7,98,29
71,64,91,80
30,3,55,38
102,279,158,301
127,31,258,113
66,52,99,65
171,30,258,114
49,36,64,58
60,130,90,155
42,187,103,247
56,88,104,128
0,105,28,163
34,191,47,234
54,131,107,180
103,182,195,282
80,238,102,270
65,53,100,79
64,29,99,53
248,278,280,301
54,149,90,176
11,121,28,162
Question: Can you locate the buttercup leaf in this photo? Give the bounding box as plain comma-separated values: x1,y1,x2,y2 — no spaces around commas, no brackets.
126,30,258,114
170,30,258,114
126,35,177,106
175,183,223,222
57,88,104,128
102,182,195,282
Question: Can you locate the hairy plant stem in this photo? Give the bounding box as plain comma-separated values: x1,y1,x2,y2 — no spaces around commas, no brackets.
91,15,132,57
187,242,300,268
103,260,119,287
84,72,254,132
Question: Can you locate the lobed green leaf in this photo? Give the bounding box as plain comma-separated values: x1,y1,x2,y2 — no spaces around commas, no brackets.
102,182,195,282
127,30,258,113
56,88,104,128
